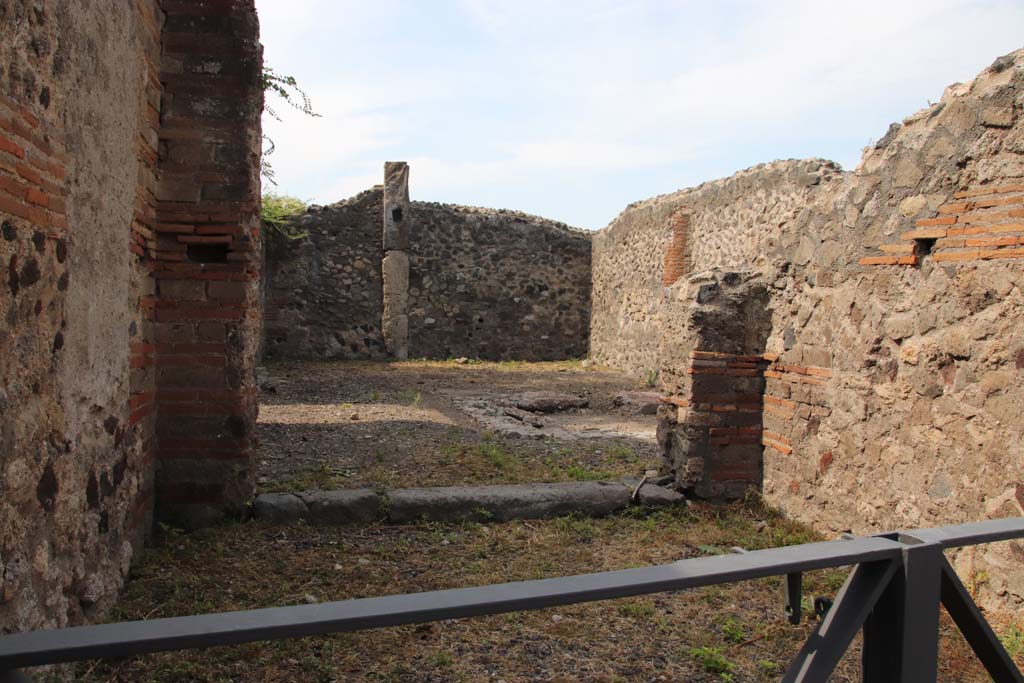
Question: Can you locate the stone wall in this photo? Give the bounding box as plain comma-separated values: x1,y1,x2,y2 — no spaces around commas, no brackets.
262,166,593,362
263,187,386,359
408,202,592,361
596,50,1024,609
590,159,840,377
0,0,263,635
1,0,160,634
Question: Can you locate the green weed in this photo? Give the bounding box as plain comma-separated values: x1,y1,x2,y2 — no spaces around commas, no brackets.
688,646,736,680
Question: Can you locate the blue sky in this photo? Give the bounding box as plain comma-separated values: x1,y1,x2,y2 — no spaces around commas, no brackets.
256,0,1024,229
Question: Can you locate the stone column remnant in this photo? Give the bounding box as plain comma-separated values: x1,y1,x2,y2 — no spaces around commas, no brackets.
382,161,411,359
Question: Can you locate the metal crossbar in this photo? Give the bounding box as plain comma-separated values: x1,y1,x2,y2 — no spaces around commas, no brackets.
1,517,1022,682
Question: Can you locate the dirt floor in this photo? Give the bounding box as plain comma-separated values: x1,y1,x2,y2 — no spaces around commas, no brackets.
256,360,661,493
71,501,1022,683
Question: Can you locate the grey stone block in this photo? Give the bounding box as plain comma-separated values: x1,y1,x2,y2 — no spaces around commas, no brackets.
386,482,632,523
252,493,307,523
636,483,687,507
297,489,382,524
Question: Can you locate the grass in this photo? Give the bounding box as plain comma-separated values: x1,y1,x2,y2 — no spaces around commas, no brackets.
1003,623,1024,659
260,463,350,493
688,646,736,680
398,389,422,406
565,465,614,481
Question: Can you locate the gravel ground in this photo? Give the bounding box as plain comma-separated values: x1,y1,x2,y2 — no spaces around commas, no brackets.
257,360,661,493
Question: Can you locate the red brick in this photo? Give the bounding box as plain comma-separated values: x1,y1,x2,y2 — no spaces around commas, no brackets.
901,227,948,240
932,250,981,262
953,183,1024,199
25,188,49,207
859,256,899,266
0,173,27,199
0,134,25,159
914,216,956,227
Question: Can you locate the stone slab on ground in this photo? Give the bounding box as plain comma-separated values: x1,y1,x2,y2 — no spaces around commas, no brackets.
621,477,688,507
510,391,589,413
253,489,383,524
296,489,383,523
252,493,307,523
387,481,631,523
612,391,662,415
255,480,687,525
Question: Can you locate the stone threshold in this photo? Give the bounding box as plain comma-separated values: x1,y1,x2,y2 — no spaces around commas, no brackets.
253,479,685,525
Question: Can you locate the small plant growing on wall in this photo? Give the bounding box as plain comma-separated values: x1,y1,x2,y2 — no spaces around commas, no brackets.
261,193,309,242
260,65,320,187
260,66,319,243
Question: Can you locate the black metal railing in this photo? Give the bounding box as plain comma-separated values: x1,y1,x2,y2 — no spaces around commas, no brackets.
1,517,1022,682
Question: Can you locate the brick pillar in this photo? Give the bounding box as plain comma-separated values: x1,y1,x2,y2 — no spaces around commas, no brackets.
382,161,410,359
151,0,263,526
658,273,771,499
662,210,689,286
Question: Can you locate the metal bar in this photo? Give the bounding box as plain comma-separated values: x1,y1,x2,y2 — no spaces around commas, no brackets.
939,559,1024,682
784,572,802,625
0,536,904,669
897,540,942,682
782,560,900,682
899,516,1024,549
861,564,906,682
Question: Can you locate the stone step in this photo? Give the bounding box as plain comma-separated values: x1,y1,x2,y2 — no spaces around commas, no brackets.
252,480,686,525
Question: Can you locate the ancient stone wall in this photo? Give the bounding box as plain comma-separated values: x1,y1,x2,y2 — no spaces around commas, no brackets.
758,54,1024,608
263,188,386,359
598,50,1024,609
590,159,839,376
407,202,592,361
1,0,263,634
262,168,593,362
0,0,161,634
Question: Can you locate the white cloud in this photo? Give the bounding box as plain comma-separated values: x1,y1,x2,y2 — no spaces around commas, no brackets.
255,0,1024,226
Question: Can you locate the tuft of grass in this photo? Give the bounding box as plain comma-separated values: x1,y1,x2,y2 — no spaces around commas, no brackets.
476,441,516,471
688,646,736,680
553,513,596,541
721,617,746,644
618,600,656,619
1002,623,1024,659
565,465,613,481
398,389,422,406
606,443,637,463
430,652,453,668
758,660,783,680
261,463,347,493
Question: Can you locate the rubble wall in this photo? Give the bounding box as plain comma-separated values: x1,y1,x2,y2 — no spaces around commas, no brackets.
0,0,162,633
408,202,592,361
263,188,386,359
262,189,593,362
591,159,841,377
599,50,1024,610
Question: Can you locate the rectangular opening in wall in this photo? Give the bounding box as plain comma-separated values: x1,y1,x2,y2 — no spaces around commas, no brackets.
391,207,403,223
187,243,229,263
914,237,937,259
